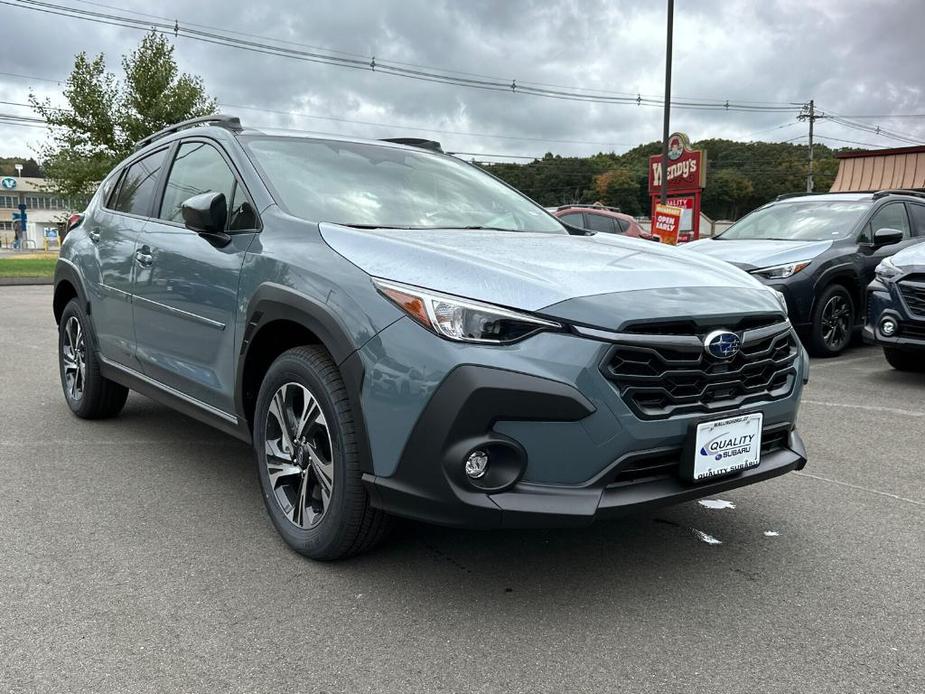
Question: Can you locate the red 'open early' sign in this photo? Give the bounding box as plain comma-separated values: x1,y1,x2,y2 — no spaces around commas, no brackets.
653,203,683,245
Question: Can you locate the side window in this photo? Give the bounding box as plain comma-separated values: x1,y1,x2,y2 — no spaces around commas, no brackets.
861,203,911,243
907,204,925,238
110,149,168,216
559,213,585,228
585,213,616,234
159,141,257,230
614,218,629,233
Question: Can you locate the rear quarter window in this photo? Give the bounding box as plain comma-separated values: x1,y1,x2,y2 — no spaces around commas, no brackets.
108,149,168,217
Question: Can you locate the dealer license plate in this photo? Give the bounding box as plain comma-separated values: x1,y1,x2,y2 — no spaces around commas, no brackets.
690,412,763,482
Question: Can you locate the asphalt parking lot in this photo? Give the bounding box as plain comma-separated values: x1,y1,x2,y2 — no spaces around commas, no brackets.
1,284,923,693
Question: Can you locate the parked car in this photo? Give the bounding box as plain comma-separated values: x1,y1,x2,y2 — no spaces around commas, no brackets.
864,241,925,371
550,204,658,241
54,115,808,560
685,191,925,356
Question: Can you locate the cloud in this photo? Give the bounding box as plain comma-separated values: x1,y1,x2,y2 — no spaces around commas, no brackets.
0,0,922,159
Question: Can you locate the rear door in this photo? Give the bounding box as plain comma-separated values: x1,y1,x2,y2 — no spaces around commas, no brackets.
584,212,618,235
131,138,260,413
87,148,168,367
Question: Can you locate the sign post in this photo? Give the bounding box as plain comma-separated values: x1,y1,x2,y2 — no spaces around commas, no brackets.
648,132,707,241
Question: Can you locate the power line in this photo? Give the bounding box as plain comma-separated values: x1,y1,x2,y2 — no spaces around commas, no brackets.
3,0,805,113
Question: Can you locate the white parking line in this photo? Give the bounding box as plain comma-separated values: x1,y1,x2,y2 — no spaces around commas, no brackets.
794,471,924,507
802,399,925,418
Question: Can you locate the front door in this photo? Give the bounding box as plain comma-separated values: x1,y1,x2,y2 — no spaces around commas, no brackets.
89,148,168,367
131,139,260,413
858,202,918,285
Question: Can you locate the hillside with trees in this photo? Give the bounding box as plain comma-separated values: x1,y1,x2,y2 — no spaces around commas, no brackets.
479,138,846,221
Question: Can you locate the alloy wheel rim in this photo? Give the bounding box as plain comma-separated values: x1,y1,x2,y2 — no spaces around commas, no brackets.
263,382,334,529
62,316,86,401
821,295,851,349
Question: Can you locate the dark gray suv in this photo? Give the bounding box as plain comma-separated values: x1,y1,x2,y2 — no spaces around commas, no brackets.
54,115,808,559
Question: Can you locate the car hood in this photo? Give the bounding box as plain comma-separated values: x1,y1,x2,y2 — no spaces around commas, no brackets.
319,223,776,313
891,240,925,268
684,238,833,271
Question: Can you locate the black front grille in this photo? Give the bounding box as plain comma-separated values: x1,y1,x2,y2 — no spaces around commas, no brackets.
606,425,791,487
899,277,925,317
899,321,925,340
601,323,799,419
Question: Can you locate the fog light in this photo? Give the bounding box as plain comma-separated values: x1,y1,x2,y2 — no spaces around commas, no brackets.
880,318,897,337
464,450,489,479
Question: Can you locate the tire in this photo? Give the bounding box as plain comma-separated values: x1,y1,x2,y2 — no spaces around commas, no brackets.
253,346,391,560
58,298,129,419
808,284,854,357
883,347,924,372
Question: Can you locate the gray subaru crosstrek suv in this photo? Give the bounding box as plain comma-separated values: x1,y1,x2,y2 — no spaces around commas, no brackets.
54,115,808,559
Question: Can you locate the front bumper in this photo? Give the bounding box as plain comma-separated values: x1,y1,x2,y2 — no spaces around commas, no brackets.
358,318,807,528
864,278,925,350
365,425,806,529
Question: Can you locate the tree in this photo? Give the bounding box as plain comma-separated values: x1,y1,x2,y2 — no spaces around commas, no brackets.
702,169,754,220
592,168,642,215
31,31,216,198
0,157,43,177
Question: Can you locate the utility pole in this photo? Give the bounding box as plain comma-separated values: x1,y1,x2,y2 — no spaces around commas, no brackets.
799,100,823,193
659,0,675,204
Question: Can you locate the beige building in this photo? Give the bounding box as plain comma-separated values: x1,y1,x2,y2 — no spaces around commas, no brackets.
0,176,87,249
829,145,925,192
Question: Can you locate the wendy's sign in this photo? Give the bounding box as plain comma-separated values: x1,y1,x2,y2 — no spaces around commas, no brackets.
648,133,706,195
648,133,707,241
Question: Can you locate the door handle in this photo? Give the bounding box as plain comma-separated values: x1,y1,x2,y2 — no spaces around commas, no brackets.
87,228,101,243
134,249,154,267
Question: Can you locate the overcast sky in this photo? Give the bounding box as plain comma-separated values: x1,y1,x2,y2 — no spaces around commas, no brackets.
1,0,923,162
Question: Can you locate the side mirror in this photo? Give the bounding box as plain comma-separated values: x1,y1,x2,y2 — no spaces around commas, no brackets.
873,227,904,247
181,192,230,245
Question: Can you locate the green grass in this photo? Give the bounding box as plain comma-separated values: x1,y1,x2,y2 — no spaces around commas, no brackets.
0,255,58,279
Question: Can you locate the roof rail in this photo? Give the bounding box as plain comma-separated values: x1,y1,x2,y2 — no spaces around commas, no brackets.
773,191,846,201
134,114,242,151
557,203,623,213
379,137,443,153
872,189,925,201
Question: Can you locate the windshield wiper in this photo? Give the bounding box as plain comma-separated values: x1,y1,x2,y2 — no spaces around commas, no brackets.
460,225,520,232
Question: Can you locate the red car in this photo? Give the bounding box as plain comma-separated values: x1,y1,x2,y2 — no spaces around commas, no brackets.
551,204,693,243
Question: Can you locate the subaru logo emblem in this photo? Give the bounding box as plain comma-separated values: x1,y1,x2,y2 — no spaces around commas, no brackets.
704,330,740,360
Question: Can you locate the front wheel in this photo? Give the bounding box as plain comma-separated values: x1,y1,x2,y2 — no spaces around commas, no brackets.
58,298,128,419
883,347,924,372
808,285,854,357
253,346,391,560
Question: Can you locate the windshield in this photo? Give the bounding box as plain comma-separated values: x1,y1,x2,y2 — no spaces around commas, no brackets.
717,200,872,241
243,137,565,233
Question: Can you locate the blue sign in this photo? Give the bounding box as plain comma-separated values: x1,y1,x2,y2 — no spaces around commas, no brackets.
0,177,16,190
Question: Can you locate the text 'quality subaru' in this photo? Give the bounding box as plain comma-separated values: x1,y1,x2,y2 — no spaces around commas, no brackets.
54,115,809,559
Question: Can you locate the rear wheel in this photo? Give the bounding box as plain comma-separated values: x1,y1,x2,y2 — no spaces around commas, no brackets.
809,285,854,357
58,299,129,419
253,346,391,560
883,347,924,372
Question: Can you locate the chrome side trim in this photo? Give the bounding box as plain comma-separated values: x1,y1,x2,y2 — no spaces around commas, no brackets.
100,283,132,299
99,356,238,424
133,294,226,330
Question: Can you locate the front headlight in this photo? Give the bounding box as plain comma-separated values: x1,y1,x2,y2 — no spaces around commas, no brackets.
875,256,901,282
373,278,562,344
750,260,811,280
